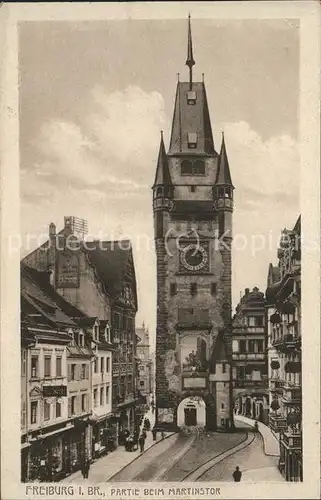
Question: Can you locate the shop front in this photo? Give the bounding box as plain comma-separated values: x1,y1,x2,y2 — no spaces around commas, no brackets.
28,432,64,482
91,415,117,459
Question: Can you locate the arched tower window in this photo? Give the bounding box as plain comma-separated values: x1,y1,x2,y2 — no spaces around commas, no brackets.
194,160,205,175
156,187,163,197
181,160,193,175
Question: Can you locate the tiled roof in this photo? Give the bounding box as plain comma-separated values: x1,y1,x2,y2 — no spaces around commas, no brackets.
153,132,172,187
84,240,137,301
168,82,216,156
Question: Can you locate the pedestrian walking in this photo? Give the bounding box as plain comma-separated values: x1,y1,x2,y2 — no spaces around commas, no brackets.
152,428,157,441
80,459,86,479
232,466,242,482
161,430,165,440
142,429,147,440
138,435,145,453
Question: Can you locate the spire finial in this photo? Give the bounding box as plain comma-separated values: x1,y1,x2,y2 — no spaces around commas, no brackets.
161,130,163,138
186,14,195,90
202,73,204,82
177,72,180,82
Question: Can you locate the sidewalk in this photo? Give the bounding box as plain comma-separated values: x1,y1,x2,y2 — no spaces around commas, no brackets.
234,415,280,456
61,408,173,483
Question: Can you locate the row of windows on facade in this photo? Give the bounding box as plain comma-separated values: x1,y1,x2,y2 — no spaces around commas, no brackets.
155,183,232,201
112,377,133,399
28,385,112,426
29,355,111,380
171,283,217,297
232,339,265,354
70,326,111,346
112,312,135,334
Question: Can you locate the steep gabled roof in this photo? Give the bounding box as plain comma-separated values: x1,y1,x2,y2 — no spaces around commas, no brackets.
153,132,172,187
215,133,234,187
168,82,216,156
84,240,138,309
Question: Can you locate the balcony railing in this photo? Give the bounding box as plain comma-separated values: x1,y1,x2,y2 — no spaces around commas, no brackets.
269,414,287,433
282,384,301,404
232,352,265,361
281,431,302,450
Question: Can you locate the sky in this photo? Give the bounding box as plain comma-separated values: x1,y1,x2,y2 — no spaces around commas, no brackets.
19,18,300,350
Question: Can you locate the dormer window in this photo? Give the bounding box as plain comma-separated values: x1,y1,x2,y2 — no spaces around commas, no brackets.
79,331,84,347
186,91,197,105
187,133,197,149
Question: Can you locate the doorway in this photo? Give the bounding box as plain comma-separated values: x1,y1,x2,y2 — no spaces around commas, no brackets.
184,407,197,426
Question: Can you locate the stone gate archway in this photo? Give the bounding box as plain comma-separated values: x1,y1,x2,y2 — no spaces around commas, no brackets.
177,396,206,428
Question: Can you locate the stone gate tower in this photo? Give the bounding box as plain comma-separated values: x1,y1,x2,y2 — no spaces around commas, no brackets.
153,15,235,432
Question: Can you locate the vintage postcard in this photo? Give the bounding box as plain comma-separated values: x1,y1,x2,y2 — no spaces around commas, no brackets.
0,1,320,500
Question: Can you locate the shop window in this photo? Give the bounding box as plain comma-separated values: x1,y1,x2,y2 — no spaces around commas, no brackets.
56,356,62,377
30,401,38,424
44,356,51,378
31,355,39,378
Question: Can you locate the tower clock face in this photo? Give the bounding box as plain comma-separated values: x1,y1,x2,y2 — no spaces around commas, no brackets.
180,244,208,271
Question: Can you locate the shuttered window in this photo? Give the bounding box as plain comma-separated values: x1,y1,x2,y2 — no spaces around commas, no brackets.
44,400,50,421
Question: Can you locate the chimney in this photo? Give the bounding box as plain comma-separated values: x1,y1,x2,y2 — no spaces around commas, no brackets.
245,288,250,295
64,216,73,237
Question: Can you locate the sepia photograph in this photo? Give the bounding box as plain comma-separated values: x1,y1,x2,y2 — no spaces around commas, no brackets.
0,2,320,499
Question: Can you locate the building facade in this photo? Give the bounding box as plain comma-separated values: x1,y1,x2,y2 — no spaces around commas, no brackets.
136,323,154,404
232,287,268,424
154,16,235,432
21,265,79,482
22,216,138,450
266,216,302,482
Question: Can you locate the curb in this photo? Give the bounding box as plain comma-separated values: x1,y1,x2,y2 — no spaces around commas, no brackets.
106,432,177,482
235,416,279,458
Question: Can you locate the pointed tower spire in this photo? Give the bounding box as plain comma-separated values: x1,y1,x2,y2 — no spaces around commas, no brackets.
153,131,172,188
215,133,234,186
186,13,195,90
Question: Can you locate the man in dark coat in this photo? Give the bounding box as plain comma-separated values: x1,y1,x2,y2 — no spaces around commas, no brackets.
138,434,145,453
232,466,242,482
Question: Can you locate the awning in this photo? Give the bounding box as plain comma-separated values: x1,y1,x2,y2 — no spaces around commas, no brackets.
29,423,74,441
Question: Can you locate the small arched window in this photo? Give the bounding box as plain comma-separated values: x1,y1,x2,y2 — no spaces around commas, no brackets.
156,187,163,197
194,160,205,175
181,160,193,175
